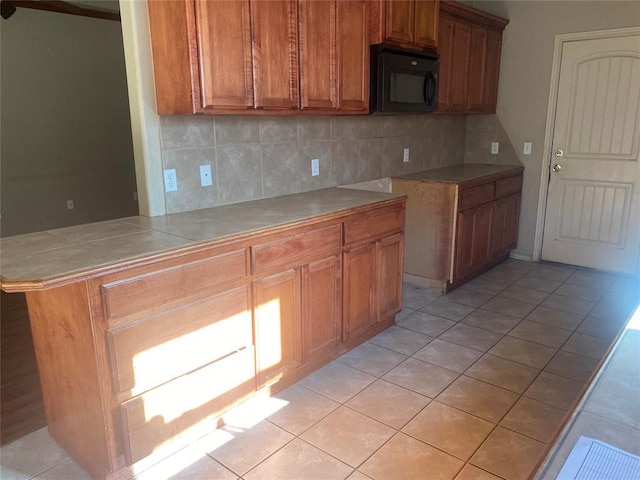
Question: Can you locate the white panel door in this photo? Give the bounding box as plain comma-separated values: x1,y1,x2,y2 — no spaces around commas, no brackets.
542,34,640,274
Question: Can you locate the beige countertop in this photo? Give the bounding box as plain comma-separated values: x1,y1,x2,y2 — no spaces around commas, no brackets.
393,163,523,184
1,188,404,291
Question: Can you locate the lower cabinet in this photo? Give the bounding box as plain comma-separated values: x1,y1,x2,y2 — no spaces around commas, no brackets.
343,242,377,340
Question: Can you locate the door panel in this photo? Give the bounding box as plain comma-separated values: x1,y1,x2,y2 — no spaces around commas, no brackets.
542,34,640,273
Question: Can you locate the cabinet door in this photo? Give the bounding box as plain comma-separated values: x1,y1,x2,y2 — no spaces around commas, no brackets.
343,243,376,341
254,269,302,387
472,202,495,268
454,208,475,281
337,0,369,112
437,14,454,111
492,193,520,257
299,0,336,110
302,255,342,362
378,234,403,320
449,20,471,112
414,0,438,49
251,0,299,110
466,25,488,112
482,28,502,112
194,0,254,110
385,0,415,45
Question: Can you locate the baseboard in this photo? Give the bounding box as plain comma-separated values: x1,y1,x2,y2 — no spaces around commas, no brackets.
509,252,534,262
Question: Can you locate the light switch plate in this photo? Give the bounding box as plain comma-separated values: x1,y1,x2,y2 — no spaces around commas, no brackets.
403,148,410,163
491,142,499,155
523,142,532,155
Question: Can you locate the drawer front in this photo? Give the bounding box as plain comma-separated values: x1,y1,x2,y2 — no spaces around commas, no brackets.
251,224,341,273
343,206,404,245
120,347,256,465
108,286,252,395
458,183,494,211
495,174,523,198
103,248,246,320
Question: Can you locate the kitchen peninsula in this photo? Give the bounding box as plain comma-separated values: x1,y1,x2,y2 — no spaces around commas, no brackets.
0,188,406,480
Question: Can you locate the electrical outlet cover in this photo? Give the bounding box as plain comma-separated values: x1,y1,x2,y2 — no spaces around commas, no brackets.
164,169,178,192
311,158,320,177
491,142,499,154
403,148,410,163
199,164,213,187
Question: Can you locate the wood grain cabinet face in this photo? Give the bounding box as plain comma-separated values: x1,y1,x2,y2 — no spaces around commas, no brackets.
380,0,438,51
437,1,508,114
343,242,377,341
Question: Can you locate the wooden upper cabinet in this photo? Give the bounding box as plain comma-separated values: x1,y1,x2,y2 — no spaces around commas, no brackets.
298,0,337,110
336,0,369,112
251,0,299,110
194,1,254,111
437,1,508,114
373,0,438,51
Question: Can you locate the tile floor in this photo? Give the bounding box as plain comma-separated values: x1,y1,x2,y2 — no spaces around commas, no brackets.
1,260,638,480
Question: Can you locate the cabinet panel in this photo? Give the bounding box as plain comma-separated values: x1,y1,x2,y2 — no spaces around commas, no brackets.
454,208,475,281
458,183,494,211
449,20,471,112
108,286,251,395
466,25,488,112
378,234,403,320
251,0,299,109
343,243,376,341
120,348,256,465
337,0,369,112
344,206,404,245
472,202,495,268
385,0,415,44
299,0,336,110
492,193,520,256
254,269,302,387
302,255,342,362
437,14,454,111
194,0,254,110
414,0,438,48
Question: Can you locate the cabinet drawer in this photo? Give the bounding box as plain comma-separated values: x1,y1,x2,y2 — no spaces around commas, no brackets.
120,347,256,465
251,225,341,273
103,249,247,320
108,286,252,395
458,183,494,211
495,174,523,198
344,206,404,245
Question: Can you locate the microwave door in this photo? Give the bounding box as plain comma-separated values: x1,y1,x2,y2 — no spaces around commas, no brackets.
424,72,437,107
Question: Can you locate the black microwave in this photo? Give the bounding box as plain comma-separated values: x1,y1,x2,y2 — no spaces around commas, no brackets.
370,44,439,115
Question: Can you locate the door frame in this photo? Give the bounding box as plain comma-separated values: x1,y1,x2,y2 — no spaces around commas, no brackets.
532,26,640,262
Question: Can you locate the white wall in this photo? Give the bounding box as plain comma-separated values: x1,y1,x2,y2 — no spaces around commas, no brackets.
470,0,640,259
0,6,138,236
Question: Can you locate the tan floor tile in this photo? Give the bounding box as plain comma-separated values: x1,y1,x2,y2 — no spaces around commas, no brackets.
498,285,550,305
537,411,640,480
481,297,537,318
208,420,294,476
500,397,567,443
300,407,395,468
565,270,615,290
508,320,572,348
524,371,586,410
555,283,606,302
396,308,415,321
33,459,93,480
413,339,483,373
583,368,640,429
462,309,521,334
464,278,508,296
267,384,339,435
513,275,562,294
437,375,519,423
360,432,464,480
420,298,476,321
577,317,623,341
0,428,70,480
369,325,433,355
541,294,595,316
465,354,539,393
562,332,612,360
471,427,546,480
525,305,584,330
477,269,523,285
383,358,459,397
349,471,374,480
337,342,408,377
402,401,494,460
443,287,493,307
402,284,442,310
454,464,502,480
243,438,352,480
438,324,503,352
527,264,576,282
492,259,537,276
346,379,430,429
300,361,376,403
136,454,237,480
397,312,456,337
488,336,556,368
589,297,637,324
544,350,600,383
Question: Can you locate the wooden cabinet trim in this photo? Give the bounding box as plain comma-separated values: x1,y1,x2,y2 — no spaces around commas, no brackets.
458,183,494,211
495,174,523,199
440,0,509,31
343,204,405,245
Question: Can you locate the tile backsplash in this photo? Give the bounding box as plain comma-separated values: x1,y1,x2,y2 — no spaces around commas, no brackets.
159,115,466,214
